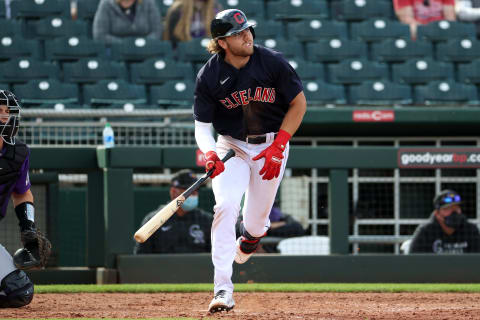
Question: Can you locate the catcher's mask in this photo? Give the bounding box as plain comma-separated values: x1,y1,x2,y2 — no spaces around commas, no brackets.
0,90,21,145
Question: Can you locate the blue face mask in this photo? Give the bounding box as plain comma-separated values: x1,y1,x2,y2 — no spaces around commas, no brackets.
182,195,198,212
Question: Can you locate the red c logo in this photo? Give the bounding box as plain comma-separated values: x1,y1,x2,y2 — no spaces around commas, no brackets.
233,12,245,24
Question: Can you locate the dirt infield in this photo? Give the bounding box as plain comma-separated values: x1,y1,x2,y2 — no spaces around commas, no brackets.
3,292,480,319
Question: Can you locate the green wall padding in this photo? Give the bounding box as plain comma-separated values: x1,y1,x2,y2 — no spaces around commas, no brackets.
58,187,87,266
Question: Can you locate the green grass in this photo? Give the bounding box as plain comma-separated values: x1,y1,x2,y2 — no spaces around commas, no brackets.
35,283,480,293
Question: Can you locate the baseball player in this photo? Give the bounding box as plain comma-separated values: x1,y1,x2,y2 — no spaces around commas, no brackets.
193,9,307,313
0,90,51,308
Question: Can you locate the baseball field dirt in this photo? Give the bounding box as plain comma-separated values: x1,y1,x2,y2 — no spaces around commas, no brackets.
2,292,480,319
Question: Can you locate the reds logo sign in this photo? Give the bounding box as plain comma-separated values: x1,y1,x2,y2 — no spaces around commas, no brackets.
352,110,395,122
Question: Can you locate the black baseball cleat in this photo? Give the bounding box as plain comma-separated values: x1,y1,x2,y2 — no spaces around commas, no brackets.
235,236,260,264
208,290,235,313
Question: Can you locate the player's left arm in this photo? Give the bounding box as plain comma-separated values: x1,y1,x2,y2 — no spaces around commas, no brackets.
279,91,307,136
12,189,34,207
12,154,35,232
11,156,52,270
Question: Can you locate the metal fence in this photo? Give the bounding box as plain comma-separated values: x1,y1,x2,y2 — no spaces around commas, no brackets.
20,108,196,147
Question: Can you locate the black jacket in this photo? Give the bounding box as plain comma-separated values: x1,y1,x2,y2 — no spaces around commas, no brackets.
134,207,213,254
409,213,480,253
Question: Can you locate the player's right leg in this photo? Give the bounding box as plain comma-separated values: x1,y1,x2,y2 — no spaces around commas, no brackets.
0,244,34,308
209,138,250,312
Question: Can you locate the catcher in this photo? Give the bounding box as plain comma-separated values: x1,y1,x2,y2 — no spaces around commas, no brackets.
0,90,51,308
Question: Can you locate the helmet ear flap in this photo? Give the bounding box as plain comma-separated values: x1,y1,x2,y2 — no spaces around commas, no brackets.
249,26,255,39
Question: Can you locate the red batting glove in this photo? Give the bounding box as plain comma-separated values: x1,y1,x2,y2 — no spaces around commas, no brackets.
252,130,291,180
205,151,225,179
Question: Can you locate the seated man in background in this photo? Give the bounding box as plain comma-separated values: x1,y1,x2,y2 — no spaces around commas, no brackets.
409,189,480,253
93,0,162,45
134,169,213,254
456,0,480,38
236,205,305,253
393,0,456,40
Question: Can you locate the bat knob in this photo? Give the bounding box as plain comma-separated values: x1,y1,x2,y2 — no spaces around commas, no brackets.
134,233,146,243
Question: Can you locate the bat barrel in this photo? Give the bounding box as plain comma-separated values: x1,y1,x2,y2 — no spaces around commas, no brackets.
133,148,236,243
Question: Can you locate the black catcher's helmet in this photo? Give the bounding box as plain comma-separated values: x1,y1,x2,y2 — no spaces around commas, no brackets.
210,9,256,39
0,90,21,145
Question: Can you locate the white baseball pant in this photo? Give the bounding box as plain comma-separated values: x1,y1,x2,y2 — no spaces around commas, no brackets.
210,132,289,294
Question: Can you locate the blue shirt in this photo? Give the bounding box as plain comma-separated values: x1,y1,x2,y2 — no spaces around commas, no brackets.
194,45,303,140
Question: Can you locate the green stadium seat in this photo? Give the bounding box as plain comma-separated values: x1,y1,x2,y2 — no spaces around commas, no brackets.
417,21,476,42
155,0,172,17
27,103,91,110
110,38,173,62
25,16,89,39
371,38,433,62
349,81,412,105
414,81,479,106
218,0,265,20
257,38,303,59
331,0,394,21
252,20,285,40
302,80,347,105
44,36,106,61
83,80,147,106
457,60,480,84
328,59,389,84
0,1,5,18
76,0,99,20
0,19,23,37
63,58,128,83
267,0,329,20
305,38,367,62
392,58,454,84
176,38,212,63
0,57,60,83
13,79,79,106
350,18,410,42
130,58,193,85
10,0,70,18
0,36,42,60
287,19,348,42
287,58,325,81
436,38,480,62
150,80,195,108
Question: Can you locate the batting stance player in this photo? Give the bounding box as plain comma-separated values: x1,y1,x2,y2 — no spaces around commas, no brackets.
193,9,307,313
0,90,51,308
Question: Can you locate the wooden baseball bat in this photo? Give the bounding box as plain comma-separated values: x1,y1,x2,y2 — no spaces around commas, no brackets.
134,149,236,243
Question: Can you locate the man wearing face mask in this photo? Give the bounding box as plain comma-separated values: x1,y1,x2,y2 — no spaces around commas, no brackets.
134,169,213,254
409,189,480,254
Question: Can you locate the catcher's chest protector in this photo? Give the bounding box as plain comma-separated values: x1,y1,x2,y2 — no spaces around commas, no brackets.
0,142,27,185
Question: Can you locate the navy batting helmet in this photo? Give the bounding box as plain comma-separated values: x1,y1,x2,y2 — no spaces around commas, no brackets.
210,9,256,39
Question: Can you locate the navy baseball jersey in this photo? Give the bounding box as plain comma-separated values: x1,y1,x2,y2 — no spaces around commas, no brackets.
194,45,303,140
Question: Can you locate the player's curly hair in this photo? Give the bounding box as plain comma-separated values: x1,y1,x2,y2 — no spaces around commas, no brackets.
207,38,225,55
